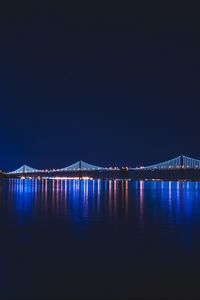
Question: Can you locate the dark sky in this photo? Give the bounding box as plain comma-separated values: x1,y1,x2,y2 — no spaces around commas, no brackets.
0,1,200,171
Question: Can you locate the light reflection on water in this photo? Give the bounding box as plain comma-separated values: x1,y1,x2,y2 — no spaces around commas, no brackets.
1,179,200,229
1,179,200,298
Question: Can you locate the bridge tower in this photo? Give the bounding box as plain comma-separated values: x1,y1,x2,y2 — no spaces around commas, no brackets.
180,155,184,168
180,154,184,180
79,160,82,179
22,165,25,177
120,167,129,179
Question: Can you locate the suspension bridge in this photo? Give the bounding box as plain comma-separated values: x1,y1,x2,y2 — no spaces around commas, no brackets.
4,155,200,179
8,160,117,175
132,155,200,171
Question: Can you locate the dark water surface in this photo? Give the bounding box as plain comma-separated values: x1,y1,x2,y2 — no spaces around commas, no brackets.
0,179,200,299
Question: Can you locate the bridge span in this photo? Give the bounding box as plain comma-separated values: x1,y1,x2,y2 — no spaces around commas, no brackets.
131,155,200,171
7,161,121,179
4,155,200,180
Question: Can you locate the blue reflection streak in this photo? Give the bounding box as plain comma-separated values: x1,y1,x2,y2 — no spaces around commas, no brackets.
2,178,200,233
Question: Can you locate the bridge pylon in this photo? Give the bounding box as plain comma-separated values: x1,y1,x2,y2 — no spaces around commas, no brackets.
180,155,183,168
180,155,184,179
79,160,82,179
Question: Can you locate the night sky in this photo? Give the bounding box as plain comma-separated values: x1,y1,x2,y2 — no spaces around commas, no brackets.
1,1,200,171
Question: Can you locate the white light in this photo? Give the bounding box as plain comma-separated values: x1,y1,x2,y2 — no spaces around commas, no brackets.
43,176,93,180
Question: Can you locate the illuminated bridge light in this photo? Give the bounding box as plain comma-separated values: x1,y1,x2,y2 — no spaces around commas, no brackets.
6,155,200,175
60,161,105,172
129,155,200,171
9,164,42,175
